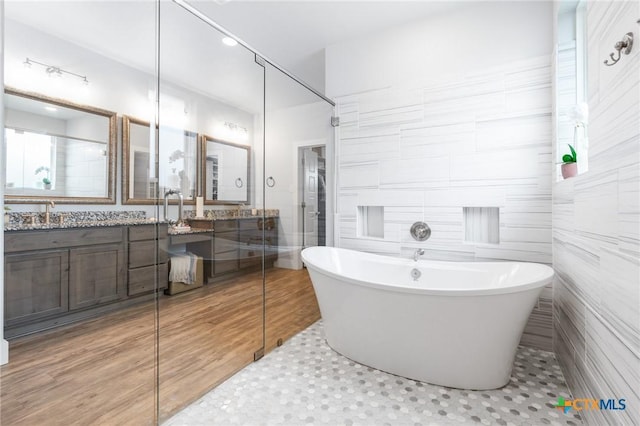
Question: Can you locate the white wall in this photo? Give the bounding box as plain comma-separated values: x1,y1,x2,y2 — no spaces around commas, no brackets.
326,1,555,350
326,2,553,96
552,1,640,424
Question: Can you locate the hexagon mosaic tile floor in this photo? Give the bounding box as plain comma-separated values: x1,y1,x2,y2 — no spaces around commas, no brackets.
164,321,581,426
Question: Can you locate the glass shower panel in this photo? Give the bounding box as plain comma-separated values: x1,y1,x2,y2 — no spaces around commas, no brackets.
263,64,335,353
1,1,158,424
157,2,265,422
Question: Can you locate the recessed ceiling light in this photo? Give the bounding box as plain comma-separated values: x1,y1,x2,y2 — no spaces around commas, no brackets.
222,37,238,47
45,106,58,112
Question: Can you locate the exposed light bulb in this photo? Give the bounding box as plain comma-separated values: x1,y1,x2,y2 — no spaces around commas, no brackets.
222,37,238,47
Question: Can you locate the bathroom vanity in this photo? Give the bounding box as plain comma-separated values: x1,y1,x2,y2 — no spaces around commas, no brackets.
4,213,279,338
4,222,169,338
170,216,279,283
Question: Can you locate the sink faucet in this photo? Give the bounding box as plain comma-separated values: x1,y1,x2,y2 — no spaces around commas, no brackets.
163,189,184,225
413,248,425,262
44,200,55,225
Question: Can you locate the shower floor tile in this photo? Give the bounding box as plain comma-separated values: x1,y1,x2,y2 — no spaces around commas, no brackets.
164,321,581,426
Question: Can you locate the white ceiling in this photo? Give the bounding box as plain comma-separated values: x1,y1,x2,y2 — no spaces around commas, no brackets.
5,0,465,111
185,0,465,92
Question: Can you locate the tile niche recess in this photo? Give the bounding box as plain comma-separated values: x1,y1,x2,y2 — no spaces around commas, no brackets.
357,206,384,238
464,207,500,244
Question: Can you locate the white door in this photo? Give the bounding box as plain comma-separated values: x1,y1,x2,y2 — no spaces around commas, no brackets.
302,149,319,248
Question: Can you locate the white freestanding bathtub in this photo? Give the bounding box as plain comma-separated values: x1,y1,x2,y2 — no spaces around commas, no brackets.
301,246,553,390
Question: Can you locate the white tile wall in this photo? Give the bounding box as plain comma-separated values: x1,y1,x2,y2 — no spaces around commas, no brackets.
552,1,640,424
335,56,553,350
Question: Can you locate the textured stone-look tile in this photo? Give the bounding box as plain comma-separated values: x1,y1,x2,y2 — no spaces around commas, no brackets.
334,55,553,351
553,2,640,426
164,321,581,426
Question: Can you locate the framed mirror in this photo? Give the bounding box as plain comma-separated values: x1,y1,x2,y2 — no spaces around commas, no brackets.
201,135,250,205
4,87,117,204
122,115,198,204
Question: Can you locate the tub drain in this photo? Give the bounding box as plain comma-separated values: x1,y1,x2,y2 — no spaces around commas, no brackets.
411,268,421,281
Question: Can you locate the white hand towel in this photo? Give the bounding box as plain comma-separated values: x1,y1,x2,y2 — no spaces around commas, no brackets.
169,252,197,284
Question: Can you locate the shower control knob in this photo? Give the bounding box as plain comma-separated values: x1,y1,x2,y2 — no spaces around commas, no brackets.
410,221,431,242
411,268,421,281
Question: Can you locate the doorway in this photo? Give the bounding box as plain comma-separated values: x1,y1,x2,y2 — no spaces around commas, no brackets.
299,146,327,249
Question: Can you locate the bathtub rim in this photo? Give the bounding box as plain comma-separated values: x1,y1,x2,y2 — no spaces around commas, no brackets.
301,246,553,297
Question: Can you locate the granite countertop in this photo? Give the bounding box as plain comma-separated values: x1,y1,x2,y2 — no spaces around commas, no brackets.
4,208,280,232
4,218,166,232
168,226,214,236
186,209,280,220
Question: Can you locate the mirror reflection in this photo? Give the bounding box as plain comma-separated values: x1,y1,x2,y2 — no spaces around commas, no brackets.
122,115,198,204
202,136,250,204
4,88,116,203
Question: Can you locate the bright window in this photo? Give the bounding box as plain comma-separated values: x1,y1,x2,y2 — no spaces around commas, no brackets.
5,128,56,190
556,0,588,180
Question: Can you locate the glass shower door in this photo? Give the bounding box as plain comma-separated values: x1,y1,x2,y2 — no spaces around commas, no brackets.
262,63,335,353
157,2,265,422
1,1,159,424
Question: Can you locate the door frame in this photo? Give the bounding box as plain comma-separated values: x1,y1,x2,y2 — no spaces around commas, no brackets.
283,139,326,270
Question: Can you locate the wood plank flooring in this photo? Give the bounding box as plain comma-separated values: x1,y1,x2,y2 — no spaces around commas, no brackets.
1,267,320,425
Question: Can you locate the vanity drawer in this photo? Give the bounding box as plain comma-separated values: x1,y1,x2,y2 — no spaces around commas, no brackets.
239,247,261,269
129,224,168,241
239,218,261,231
128,263,168,296
129,240,169,268
214,233,238,254
213,251,239,275
5,227,124,253
170,232,212,246
239,217,277,231
213,219,237,232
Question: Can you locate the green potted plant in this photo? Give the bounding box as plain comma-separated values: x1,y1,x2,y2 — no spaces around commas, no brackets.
42,177,52,190
35,166,52,189
561,144,577,179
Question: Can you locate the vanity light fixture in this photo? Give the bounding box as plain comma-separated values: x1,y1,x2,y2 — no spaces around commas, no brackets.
219,121,248,142
222,37,238,47
224,121,247,135
23,57,89,85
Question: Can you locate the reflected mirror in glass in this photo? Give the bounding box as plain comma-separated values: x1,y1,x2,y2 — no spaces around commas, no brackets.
4,88,116,203
201,135,250,204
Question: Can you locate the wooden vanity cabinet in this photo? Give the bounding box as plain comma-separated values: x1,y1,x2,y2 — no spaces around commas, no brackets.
212,219,239,277
4,224,168,338
238,217,279,270
127,224,169,296
208,217,279,280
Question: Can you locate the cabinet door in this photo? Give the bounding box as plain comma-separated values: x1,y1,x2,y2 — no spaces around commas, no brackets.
4,249,69,326
69,243,125,310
